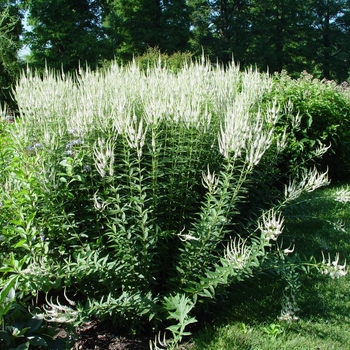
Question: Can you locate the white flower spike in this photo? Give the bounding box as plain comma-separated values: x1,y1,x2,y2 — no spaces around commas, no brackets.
259,209,284,241
321,252,347,279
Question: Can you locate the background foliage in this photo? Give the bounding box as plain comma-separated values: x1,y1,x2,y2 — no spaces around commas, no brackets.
269,71,350,181
0,1,23,111
2,1,350,77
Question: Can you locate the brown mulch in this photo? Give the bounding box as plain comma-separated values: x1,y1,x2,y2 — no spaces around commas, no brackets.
66,319,193,350
71,319,149,350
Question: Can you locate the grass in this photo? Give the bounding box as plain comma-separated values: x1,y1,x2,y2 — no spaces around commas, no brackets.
190,180,350,350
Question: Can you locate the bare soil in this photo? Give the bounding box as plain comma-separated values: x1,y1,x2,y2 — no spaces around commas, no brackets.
70,319,149,350
70,319,193,350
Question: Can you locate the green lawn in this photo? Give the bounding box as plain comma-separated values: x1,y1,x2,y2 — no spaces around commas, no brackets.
190,181,350,350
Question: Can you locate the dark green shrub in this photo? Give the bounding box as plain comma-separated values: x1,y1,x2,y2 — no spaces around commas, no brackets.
270,71,350,181
132,47,193,73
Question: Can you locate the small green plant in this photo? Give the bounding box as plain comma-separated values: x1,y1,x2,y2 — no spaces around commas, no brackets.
238,322,252,334
0,276,70,350
0,304,62,350
262,323,284,338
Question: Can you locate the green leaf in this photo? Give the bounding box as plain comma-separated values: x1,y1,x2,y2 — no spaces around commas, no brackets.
175,266,185,274
46,338,67,350
0,304,12,319
51,277,62,289
198,288,213,298
0,330,11,345
26,316,43,333
14,240,29,250
166,324,180,334
0,275,18,304
13,342,30,350
0,266,16,273
27,335,48,346
72,174,82,182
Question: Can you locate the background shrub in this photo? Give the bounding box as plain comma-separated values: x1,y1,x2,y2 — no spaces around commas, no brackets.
121,46,193,73
269,70,350,181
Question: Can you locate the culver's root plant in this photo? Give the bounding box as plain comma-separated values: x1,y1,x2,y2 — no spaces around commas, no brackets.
0,59,344,348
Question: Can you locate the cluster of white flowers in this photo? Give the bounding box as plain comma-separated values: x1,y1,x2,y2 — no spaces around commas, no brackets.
334,186,350,204
42,289,78,323
21,262,47,276
125,117,147,158
259,209,284,241
276,240,295,255
93,191,108,212
245,117,275,170
321,252,347,279
93,137,115,178
276,128,287,153
285,167,330,201
278,293,300,322
67,128,83,135
201,164,219,192
331,219,347,233
313,143,331,158
215,70,274,160
177,226,199,242
224,237,252,269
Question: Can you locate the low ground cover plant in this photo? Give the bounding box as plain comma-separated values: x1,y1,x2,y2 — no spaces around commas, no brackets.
0,59,348,348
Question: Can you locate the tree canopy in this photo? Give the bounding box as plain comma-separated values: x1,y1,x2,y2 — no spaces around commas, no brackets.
1,0,350,85
0,1,23,110
104,0,191,61
23,0,113,71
